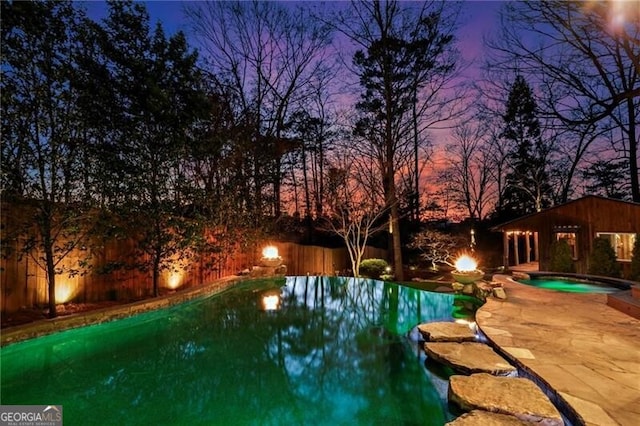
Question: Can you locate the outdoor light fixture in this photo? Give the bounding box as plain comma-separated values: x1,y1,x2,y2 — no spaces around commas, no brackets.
455,255,477,272
55,282,74,304
451,255,484,284
260,245,283,267
262,246,279,259
168,271,183,289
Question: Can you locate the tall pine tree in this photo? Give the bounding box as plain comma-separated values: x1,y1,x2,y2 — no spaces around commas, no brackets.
499,75,553,218
348,0,458,280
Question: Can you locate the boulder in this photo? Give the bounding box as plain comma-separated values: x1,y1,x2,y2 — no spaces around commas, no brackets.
446,410,536,425
512,271,530,280
493,287,507,299
448,373,564,426
452,282,465,293
474,282,494,300
418,322,476,342
424,342,517,376
462,284,475,295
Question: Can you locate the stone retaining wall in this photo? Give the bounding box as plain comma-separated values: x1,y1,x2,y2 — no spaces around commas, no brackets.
1,275,246,347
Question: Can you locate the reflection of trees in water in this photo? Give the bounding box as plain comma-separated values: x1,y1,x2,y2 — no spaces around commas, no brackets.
1,277,457,425
269,276,455,424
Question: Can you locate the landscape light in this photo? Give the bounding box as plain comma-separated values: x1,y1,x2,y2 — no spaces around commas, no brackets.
455,255,478,273
262,246,279,259
55,281,74,303
452,255,484,285
168,271,183,289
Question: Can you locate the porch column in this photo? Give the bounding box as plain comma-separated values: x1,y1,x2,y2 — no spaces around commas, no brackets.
502,232,510,267
534,232,539,261
513,233,520,266
525,232,531,263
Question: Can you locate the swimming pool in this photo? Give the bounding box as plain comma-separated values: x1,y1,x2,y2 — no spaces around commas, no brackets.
517,276,623,294
1,276,470,425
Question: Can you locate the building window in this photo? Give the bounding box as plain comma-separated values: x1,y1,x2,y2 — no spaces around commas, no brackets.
556,232,577,260
596,233,636,261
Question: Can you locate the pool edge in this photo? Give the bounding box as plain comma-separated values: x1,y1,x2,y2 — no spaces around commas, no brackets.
1,276,247,347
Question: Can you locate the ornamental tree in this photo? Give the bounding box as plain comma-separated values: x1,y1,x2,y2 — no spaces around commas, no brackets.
408,229,467,271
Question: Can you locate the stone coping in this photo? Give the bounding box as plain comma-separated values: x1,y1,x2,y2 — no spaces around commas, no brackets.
1,276,246,347
477,274,640,426
514,270,634,291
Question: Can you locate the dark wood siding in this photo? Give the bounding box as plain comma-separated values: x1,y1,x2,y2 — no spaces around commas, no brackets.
494,196,640,274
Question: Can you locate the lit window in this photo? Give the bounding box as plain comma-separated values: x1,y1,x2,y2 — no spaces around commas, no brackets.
596,233,636,261
555,232,577,260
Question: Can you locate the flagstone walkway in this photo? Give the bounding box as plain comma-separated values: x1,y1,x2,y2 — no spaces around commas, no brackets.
477,275,640,426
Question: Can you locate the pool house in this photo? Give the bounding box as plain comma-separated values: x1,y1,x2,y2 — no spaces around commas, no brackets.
492,195,640,276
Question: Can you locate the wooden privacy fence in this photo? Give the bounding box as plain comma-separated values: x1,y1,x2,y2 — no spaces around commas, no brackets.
1,239,387,314
274,242,387,276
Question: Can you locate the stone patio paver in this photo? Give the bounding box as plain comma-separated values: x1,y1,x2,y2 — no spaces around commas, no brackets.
425,342,517,376
448,373,563,425
478,275,640,426
418,321,477,342
445,410,537,425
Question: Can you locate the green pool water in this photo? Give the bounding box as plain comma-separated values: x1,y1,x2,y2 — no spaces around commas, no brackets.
518,277,620,294
1,276,471,425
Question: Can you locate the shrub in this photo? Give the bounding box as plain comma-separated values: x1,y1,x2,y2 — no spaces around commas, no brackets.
629,234,640,281
587,237,621,278
549,239,575,273
359,258,389,279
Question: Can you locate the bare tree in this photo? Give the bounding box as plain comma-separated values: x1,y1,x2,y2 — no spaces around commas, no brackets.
440,122,496,221
331,0,462,280
322,153,389,278
408,229,467,271
487,0,640,201
283,68,338,222
186,1,333,217
547,120,607,202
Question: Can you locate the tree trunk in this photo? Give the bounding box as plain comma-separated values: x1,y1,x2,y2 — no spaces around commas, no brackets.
386,157,404,281
390,198,403,281
42,209,58,318
302,145,314,242
153,253,161,297
628,98,639,202
45,245,57,319
412,96,420,222
273,155,282,217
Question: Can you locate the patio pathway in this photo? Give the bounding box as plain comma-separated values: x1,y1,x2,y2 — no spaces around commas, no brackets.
477,275,640,426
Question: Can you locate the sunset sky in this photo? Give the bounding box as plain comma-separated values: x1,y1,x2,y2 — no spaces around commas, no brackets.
82,0,510,220
85,0,504,76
